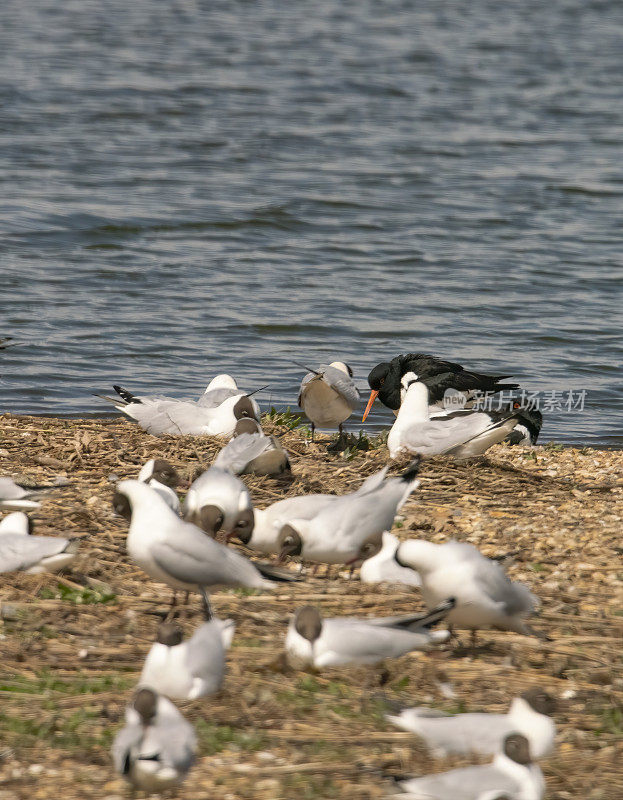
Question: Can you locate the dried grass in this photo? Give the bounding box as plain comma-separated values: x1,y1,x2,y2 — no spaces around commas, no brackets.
0,413,621,799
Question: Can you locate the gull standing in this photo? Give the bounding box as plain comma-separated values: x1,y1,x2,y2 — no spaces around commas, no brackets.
277,462,420,567
360,531,422,588
138,459,181,513
395,539,538,641
183,467,254,540
140,618,235,700
285,600,453,669
298,361,359,441
0,512,81,574
214,418,291,476
394,733,545,800
112,688,196,793
386,688,556,758
387,373,522,459
113,480,296,615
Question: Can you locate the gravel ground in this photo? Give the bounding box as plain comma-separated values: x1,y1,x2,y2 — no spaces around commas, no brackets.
0,413,621,799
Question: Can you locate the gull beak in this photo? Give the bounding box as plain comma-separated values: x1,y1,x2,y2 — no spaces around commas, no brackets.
362,390,379,422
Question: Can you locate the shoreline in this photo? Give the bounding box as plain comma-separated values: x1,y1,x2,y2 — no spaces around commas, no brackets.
2,411,622,453
0,414,621,799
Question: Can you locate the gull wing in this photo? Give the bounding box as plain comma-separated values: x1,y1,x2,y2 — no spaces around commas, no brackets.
0,534,70,573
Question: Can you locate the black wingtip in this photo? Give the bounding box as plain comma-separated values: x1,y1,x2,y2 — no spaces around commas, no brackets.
292,360,321,376
113,384,140,404
401,456,421,481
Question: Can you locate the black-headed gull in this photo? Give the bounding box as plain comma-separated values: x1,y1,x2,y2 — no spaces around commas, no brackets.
183,467,254,540
394,733,545,800
363,354,519,421
360,531,422,587
213,419,291,476
297,361,359,441
0,511,81,574
100,381,260,437
395,539,538,640
285,600,452,668
112,688,196,793
387,373,522,458
386,688,556,758
137,459,181,513
140,619,235,700
229,492,338,555
277,462,420,567
113,480,296,615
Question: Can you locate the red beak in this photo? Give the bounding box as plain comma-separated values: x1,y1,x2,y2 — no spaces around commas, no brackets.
362,389,379,422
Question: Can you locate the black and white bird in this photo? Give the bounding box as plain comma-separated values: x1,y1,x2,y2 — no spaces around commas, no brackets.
183,466,254,540
395,539,538,640
137,459,181,513
387,373,523,458
0,511,81,574
97,377,260,437
229,492,338,555
395,733,544,800
386,687,556,759
113,480,297,616
363,353,519,421
140,618,235,700
297,361,359,441
285,600,453,669
277,462,420,567
112,688,196,793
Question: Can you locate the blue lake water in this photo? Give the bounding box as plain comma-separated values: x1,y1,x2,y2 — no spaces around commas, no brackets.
1,0,621,446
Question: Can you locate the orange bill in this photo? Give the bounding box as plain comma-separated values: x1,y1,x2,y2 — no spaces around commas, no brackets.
362,389,379,422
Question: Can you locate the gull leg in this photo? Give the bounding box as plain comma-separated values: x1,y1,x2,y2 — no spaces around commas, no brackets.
310,423,315,443
200,588,213,621
165,591,178,621
347,565,355,580
470,629,478,649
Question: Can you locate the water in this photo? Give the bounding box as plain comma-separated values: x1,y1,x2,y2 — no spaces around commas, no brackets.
1,0,621,447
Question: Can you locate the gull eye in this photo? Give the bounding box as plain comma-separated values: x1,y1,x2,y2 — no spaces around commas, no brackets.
379,378,385,386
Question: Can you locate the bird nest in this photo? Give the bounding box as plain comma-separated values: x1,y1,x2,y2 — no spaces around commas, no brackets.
0,412,621,799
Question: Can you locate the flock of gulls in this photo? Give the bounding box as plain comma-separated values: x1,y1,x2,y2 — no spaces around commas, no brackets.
0,340,558,800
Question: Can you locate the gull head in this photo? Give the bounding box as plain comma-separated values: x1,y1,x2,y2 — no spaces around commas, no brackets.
394,540,438,575
234,418,262,436
277,524,303,561
138,459,180,489
112,491,132,521
294,606,322,643
521,687,556,716
233,396,258,421
157,622,184,647
230,508,254,544
133,688,158,726
503,733,532,765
